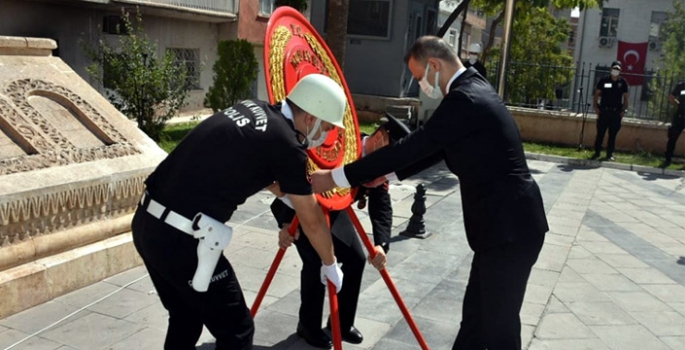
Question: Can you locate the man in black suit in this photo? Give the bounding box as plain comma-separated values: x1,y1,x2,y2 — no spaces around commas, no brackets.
311,36,548,350
270,115,410,348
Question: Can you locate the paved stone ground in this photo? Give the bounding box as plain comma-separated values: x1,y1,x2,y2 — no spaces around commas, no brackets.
1,159,685,350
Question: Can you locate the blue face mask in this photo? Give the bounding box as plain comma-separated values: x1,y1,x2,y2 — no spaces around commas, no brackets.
418,62,443,99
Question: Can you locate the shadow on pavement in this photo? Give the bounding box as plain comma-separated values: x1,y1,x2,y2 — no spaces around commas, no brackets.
557,164,601,172
678,256,685,266
636,171,680,181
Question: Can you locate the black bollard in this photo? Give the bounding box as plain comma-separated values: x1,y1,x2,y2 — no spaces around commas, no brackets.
400,184,431,239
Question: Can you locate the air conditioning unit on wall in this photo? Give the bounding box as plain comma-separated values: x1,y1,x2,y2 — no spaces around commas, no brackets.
598,36,615,48
648,38,661,51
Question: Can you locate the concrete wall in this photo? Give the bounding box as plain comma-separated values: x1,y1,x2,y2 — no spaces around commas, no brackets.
0,0,229,111
511,107,684,157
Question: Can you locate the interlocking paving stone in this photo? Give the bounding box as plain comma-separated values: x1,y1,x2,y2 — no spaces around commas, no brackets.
528,338,611,350
629,311,685,336
40,313,144,350
565,301,638,326
585,211,685,285
535,313,596,339
590,324,672,350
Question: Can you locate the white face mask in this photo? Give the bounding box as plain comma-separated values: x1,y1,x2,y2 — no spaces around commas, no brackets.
418,62,443,99
305,118,328,149
611,69,620,77
468,55,478,64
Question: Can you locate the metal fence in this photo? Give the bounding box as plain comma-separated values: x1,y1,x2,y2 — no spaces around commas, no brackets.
484,60,684,122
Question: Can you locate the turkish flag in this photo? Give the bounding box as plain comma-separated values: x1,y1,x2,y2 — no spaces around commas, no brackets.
617,41,648,86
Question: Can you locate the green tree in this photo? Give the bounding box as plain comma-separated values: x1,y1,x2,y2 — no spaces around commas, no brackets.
83,9,189,141
487,6,575,105
649,0,685,120
437,0,603,39
204,39,259,113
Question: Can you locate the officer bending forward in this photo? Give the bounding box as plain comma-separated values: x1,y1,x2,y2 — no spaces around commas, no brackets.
132,74,347,350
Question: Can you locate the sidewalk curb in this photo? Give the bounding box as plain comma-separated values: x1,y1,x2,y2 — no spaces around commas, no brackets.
525,152,685,177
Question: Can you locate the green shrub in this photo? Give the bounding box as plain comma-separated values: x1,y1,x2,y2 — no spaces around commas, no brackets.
204,39,259,112
83,9,189,141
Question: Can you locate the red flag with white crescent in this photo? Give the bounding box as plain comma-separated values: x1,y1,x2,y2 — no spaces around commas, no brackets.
617,41,648,86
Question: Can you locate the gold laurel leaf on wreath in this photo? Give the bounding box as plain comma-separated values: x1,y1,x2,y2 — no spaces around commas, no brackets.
269,26,291,103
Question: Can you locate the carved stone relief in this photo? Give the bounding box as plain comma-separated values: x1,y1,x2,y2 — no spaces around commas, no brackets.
0,175,146,247
0,79,141,175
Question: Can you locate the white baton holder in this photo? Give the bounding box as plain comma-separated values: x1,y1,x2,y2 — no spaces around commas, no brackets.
191,213,233,292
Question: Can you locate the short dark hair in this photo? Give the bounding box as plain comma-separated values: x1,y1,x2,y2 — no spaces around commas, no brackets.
403,36,458,65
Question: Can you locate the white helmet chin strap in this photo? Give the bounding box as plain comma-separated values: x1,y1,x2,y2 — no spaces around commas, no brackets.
306,117,322,140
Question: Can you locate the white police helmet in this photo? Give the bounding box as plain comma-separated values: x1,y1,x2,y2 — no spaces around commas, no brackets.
469,43,482,54
287,74,347,129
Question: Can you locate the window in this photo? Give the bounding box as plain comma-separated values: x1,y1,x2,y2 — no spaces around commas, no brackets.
347,0,392,38
323,0,393,39
650,11,668,41
102,15,128,35
599,8,619,37
447,29,458,48
168,48,201,90
259,0,275,16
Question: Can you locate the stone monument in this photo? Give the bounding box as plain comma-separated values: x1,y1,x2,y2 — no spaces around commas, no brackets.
0,36,166,317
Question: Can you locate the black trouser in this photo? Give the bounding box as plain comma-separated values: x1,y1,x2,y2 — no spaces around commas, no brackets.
366,183,392,248
594,108,622,157
666,114,685,161
294,211,365,332
452,234,545,350
132,207,254,350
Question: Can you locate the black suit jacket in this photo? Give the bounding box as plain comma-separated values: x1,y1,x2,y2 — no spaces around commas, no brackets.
342,68,548,252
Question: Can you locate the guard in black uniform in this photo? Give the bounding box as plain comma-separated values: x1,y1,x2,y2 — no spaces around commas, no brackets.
664,81,685,166
463,43,487,79
132,74,348,350
592,61,629,161
269,115,410,349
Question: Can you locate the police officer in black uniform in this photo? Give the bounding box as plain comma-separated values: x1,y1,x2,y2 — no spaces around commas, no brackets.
463,43,487,79
664,81,685,166
592,61,629,161
269,115,410,348
131,74,347,350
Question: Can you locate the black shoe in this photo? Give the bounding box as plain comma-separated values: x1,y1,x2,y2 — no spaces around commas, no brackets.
591,153,600,160
661,159,672,168
605,156,615,162
326,322,364,344
297,322,332,349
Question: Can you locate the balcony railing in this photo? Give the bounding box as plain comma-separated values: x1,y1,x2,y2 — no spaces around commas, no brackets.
123,0,238,14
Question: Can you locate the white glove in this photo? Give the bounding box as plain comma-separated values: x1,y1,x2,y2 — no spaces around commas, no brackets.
320,259,343,293
278,195,294,209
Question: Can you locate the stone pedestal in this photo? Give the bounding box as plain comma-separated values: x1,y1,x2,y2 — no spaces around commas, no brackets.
0,36,166,318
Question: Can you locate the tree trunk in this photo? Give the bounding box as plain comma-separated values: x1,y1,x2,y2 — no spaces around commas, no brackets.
457,2,469,58
326,0,350,71
436,0,472,38
481,10,505,63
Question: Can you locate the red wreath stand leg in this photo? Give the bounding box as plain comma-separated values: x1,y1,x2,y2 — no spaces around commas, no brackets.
251,207,430,350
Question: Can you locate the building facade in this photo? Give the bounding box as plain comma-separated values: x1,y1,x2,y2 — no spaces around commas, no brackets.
309,0,439,98
0,0,240,111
